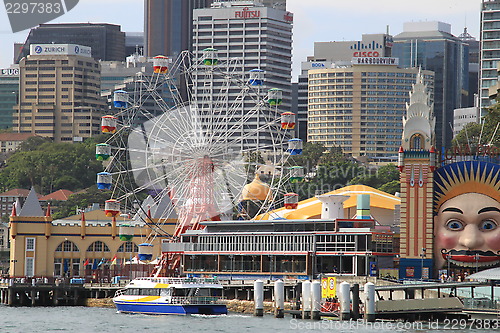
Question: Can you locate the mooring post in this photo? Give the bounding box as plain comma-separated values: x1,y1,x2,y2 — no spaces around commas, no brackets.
311,280,322,320
351,283,360,320
364,282,376,322
301,280,311,319
339,281,350,321
254,280,264,317
274,279,284,318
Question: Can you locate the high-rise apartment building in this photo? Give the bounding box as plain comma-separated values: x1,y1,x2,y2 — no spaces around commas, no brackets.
192,1,293,149
144,0,214,57
298,34,394,141
480,0,500,113
0,66,19,130
16,23,126,63
14,44,105,142
392,21,469,150
307,64,433,161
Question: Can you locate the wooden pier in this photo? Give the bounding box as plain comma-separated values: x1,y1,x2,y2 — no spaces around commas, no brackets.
0,281,87,306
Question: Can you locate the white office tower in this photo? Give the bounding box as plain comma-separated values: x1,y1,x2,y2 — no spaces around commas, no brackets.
480,0,500,113
192,1,293,152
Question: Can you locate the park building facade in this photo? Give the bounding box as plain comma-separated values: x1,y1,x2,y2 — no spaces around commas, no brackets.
307,64,433,162
13,44,106,142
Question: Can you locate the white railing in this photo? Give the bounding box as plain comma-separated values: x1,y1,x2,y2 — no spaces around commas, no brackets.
133,277,220,285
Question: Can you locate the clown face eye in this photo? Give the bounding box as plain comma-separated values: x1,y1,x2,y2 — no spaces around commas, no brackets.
480,220,498,231
446,220,464,231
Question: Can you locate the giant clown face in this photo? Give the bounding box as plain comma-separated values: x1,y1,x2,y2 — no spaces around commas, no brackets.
433,161,500,270
434,193,500,269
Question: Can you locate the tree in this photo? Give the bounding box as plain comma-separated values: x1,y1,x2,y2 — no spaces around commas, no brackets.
0,140,104,194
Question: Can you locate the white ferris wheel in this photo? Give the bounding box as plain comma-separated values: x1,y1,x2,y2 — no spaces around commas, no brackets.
95,50,305,245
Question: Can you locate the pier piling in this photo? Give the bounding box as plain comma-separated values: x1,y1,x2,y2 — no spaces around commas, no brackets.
254,280,264,317
301,280,311,319
274,280,284,318
311,280,321,320
339,281,350,321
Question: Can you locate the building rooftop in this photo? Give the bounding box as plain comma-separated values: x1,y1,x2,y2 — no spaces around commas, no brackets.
0,188,32,197
39,189,74,201
0,133,36,141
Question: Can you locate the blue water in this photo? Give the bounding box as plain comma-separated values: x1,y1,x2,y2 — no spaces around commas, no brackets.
0,305,496,332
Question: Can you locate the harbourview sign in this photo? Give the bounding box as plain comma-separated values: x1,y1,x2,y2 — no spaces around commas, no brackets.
352,57,399,65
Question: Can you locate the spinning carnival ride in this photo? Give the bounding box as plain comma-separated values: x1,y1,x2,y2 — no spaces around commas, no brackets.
96,50,304,275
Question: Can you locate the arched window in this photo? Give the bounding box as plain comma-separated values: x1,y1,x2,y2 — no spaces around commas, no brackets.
87,241,110,252
117,242,139,253
55,240,79,252
410,134,423,150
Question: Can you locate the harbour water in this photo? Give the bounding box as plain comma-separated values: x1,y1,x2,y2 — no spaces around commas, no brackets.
0,305,496,333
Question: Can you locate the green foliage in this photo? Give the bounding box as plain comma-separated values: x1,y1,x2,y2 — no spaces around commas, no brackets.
378,180,401,195
0,139,104,194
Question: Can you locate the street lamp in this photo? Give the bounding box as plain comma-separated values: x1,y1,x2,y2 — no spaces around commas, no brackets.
420,248,426,281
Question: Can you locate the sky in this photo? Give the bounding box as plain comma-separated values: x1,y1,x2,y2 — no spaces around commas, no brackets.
0,0,482,80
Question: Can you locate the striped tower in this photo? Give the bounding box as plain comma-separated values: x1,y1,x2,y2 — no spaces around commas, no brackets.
398,71,437,280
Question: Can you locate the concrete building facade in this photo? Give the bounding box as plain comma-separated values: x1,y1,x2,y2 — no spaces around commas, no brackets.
480,0,500,113
192,1,293,150
307,64,433,161
13,44,105,142
16,23,126,63
298,34,394,141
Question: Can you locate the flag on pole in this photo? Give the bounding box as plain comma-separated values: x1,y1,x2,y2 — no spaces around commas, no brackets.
111,255,117,266
84,258,89,266
97,258,105,267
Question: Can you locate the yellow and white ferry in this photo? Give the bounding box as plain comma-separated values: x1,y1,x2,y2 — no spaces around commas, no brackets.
113,277,227,315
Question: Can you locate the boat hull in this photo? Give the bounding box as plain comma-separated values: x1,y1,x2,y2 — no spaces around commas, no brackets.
114,301,227,315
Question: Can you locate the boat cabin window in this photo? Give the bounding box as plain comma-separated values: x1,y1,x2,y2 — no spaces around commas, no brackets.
196,288,221,297
171,288,190,296
160,288,171,297
124,288,160,296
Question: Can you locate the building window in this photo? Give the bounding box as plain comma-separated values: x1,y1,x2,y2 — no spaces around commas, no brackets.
117,242,138,253
87,241,110,252
410,134,423,150
25,257,35,277
55,240,79,252
26,238,35,251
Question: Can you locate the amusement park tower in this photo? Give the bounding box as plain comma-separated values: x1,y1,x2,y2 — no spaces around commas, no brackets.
397,71,437,280
192,1,293,150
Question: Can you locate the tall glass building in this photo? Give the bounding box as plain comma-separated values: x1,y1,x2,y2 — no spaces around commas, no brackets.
0,66,19,130
392,21,469,150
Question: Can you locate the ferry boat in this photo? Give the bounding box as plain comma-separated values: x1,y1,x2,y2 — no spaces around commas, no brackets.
113,277,227,315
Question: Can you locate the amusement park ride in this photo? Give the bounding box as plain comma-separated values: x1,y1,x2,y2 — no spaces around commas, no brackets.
94,49,305,276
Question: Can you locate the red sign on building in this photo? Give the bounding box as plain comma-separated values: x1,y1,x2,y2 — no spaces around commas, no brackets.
235,7,260,19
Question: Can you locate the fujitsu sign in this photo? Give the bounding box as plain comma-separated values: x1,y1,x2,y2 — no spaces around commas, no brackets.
235,7,260,19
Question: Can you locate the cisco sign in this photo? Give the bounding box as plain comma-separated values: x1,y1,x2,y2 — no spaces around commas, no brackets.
30,44,92,57
1,68,19,76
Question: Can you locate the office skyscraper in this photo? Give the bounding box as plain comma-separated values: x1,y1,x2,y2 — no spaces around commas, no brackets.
192,1,293,150
0,66,19,130
14,44,105,142
144,0,214,57
16,23,126,63
480,0,500,112
393,21,469,150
